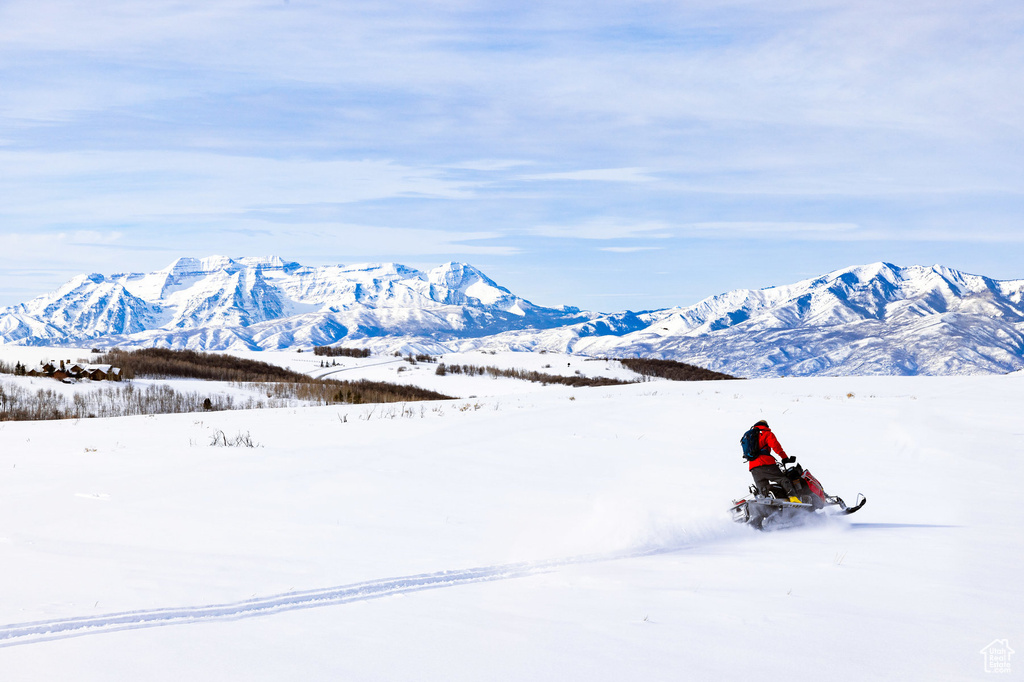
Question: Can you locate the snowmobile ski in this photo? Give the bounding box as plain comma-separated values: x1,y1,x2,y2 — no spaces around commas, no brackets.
836,493,867,515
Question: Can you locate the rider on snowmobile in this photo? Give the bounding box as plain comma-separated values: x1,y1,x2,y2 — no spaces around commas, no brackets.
744,420,802,503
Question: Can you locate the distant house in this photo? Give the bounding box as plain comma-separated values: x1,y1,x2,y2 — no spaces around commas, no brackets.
29,360,122,382
86,365,121,382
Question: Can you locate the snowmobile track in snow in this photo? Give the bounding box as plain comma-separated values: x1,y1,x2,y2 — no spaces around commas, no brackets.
0,547,678,648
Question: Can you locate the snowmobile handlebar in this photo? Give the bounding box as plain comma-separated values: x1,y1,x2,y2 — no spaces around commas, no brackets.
778,459,800,475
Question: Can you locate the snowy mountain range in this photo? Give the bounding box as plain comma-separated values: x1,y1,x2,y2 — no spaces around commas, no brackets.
493,262,1024,377
2,257,1023,377
0,257,587,352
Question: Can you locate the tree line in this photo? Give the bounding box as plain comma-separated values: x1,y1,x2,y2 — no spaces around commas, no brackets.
0,381,263,421
0,360,29,376
433,357,738,385
314,346,372,358
247,378,451,405
616,357,738,381
434,363,631,387
96,348,312,382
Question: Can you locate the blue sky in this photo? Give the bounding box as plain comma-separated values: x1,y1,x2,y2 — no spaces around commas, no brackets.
1,0,1022,311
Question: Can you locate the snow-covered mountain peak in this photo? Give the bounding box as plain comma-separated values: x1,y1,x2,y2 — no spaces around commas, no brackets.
785,261,901,295
52,273,108,297
427,262,516,307
233,256,298,271
336,262,422,280
846,261,900,280
158,255,300,279
429,261,488,284
159,256,234,277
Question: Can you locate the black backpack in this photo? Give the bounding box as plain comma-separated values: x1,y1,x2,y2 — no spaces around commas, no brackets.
740,427,768,461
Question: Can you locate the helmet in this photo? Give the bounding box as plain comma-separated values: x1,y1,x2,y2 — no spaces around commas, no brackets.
753,419,769,428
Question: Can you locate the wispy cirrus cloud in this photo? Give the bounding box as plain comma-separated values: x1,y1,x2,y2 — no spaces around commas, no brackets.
599,246,664,253
520,167,656,183
526,219,673,240
686,222,861,236
0,150,479,227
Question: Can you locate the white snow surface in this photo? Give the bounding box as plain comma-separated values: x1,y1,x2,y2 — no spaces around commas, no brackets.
0,350,1020,680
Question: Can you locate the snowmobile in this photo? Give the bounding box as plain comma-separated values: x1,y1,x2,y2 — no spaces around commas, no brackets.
729,461,866,530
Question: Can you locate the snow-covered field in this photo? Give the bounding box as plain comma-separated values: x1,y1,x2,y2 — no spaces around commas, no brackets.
0,350,1020,680
298,349,646,396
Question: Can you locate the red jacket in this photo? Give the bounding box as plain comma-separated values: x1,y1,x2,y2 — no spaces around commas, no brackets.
748,425,788,470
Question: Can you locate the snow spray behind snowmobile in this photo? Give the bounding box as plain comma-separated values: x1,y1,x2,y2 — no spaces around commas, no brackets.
730,462,866,530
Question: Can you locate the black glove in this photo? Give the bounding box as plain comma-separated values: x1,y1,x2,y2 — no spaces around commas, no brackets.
782,456,796,464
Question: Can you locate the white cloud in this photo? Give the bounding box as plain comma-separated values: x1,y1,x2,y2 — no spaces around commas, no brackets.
255,224,520,258
853,227,1024,243
526,219,673,240
684,222,1024,243
520,168,656,183
599,246,664,253
443,159,535,172
0,151,479,227
687,222,861,235
0,230,124,258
